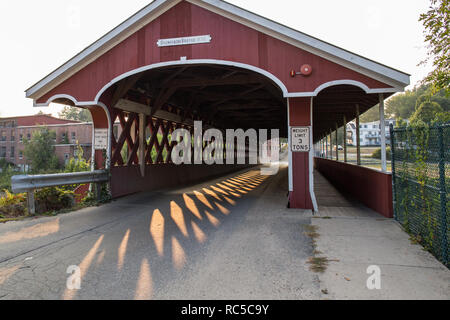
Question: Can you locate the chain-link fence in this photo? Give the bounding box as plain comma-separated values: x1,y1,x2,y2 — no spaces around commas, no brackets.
390,123,449,267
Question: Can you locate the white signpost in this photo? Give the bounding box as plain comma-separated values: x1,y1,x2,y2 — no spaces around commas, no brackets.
94,129,108,150
157,35,212,47
291,127,310,152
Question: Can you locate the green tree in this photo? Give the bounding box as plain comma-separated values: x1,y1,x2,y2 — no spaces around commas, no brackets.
360,104,380,122
416,91,450,112
65,144,90,173
419,0,449,94
431,111,450,124
385,84,450,119
0,166,15,191
385,86,428,119
410,101,443,124
23,128,59,173
59,106,92,122
395,118,409,128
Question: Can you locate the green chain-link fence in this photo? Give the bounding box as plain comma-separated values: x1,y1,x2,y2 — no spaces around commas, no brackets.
390,123,449,267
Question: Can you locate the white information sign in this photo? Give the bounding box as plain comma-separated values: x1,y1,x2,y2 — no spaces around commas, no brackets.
94,129,108,150
291,127,310,152
157,35,212,47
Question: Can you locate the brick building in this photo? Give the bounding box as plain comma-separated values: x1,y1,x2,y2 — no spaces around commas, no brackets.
0,114,93,171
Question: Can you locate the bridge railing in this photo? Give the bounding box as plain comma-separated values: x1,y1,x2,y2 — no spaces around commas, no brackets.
11,170,109,215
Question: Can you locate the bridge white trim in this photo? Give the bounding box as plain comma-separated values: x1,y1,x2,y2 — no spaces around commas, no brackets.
95,59,290,101
33,61,403,110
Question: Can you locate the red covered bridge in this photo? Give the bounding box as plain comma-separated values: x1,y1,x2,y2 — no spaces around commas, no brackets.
25,0,410,217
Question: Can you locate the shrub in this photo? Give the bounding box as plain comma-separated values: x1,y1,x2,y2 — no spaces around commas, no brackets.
35,187,74,214
371,147,392,160
64,144,90,173
410,101,443,124
0,190,27,217
431,111,450,125
0,166,15,191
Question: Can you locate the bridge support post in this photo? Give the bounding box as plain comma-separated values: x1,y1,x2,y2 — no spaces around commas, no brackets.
356,104,361,166
335,123,339,161
287,97,314,210
139,113,146,177
321,137,324,157
96,182,102,201
27,191,35,215
330,129,333,160
343,115,347,163
379,94,387,172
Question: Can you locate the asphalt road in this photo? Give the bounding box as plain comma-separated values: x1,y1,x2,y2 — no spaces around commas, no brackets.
0,163,319,300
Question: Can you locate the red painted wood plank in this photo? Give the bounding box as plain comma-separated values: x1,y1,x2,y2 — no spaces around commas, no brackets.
314,157,394,218
36,1,392,105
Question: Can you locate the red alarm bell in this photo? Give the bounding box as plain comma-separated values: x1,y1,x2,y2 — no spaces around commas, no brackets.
301,64,312,76
290,64,313,77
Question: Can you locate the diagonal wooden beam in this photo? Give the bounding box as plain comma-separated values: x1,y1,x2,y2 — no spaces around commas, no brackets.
160,67,187,88
111,74,141,108
220,70,238,80
151,87,177,117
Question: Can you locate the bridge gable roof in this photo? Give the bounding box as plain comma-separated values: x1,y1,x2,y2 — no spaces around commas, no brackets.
26,0,410,101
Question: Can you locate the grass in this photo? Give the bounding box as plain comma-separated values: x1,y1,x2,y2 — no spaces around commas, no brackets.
363,163,392,172
303,224,341,273
307,257,330,273
0,216,26,224
303,224,340,273
0,194,110,224
303,225,320,241
346,146,379,153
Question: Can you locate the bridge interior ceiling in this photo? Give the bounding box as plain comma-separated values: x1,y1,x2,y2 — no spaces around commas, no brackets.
105,64,287,134
312,85,393,142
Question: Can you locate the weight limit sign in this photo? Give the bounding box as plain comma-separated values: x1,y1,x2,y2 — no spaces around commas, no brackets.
290,127,310,152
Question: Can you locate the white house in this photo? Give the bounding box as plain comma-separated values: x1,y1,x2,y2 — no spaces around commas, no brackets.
347,119,398,146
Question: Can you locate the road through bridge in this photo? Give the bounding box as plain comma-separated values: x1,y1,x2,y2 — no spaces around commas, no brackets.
0,162,323,299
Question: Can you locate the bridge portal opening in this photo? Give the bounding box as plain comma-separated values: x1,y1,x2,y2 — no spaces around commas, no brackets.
96,63,288,198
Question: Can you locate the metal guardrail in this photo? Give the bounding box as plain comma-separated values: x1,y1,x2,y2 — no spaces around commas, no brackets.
11,170,109,214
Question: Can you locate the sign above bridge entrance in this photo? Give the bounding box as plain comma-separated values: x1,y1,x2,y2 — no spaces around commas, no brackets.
291,127,310,152
157,35,212,47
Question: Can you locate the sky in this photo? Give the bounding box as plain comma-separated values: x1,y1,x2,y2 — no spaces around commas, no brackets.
0,0,433,118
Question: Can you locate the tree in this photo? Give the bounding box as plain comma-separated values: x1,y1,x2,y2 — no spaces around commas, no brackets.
360,105,380,122
59,106,92,122
385,85,428,119
410,101,443,124
395,118,409,128
385,84,450,119
416,91,450,112
23,128,59,173
431,111,450,124
65,144,90,173
419,0,449,94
